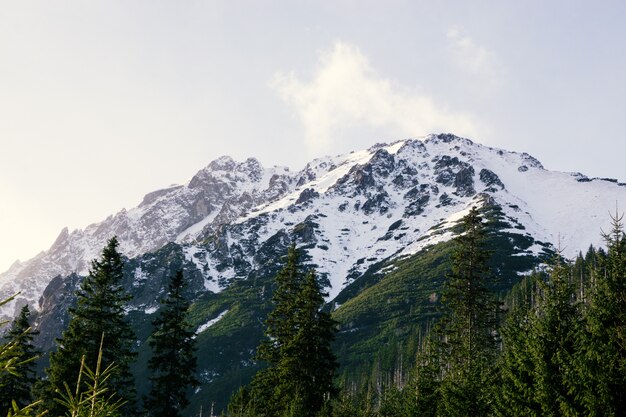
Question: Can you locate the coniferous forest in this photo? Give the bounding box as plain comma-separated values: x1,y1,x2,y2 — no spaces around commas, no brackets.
1,208,625,417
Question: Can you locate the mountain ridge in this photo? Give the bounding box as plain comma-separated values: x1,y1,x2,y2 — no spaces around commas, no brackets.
2,133,626,318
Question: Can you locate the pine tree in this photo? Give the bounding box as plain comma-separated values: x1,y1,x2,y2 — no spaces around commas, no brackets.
233,244,338,416
494,259,585,417
493,275,540,417
409,334,442,417
44,236,137,416
257,245,303,367
145,270,198,417
576,212,626,416
436,206,499,416
533,260,583,416
0,305,40,413
54,334,125,417
280,270,338,415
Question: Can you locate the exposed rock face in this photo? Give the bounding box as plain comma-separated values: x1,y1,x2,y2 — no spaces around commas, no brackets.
0,157,302,318
295,188,320,205
453,166,476,197
479,169,505,191
3,132,626,321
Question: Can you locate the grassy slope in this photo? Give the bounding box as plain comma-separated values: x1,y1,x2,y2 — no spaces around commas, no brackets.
331,204,552,384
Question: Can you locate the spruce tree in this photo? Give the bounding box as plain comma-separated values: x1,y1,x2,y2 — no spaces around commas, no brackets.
280,270,338,414
493,276,540,417
145,270,198,417
409,335,442,417
248,244,304,417
530,261,582,416
436,206,499,416
233,244,338,416
44,236,137,416
257,245,303,366
494,259,584,416
0,305,40,413
576,212,626,416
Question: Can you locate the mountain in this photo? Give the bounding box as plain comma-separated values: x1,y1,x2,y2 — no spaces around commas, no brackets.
0,156,301,318
2,134,624,317
2,133,626,414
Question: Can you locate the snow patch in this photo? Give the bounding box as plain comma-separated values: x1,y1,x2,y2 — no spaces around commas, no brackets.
144,305,158,314
196,310,229,334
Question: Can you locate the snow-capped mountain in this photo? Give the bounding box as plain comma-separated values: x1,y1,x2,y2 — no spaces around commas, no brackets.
0,156,301,317
2,133,626,318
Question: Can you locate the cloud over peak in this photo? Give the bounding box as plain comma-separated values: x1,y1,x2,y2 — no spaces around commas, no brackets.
272,41,483,154
447,26,503,88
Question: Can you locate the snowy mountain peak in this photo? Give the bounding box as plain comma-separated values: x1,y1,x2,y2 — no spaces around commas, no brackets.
0,155,297,317
2,134,626,318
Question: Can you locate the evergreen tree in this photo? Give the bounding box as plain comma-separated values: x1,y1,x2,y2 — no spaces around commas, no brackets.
529,259,583,416
493,275,540,417
232,245,338,416
0,305,40,414
54,334,125,417
495,259,584,417
279,270,338,414
44,236,137,416
257,245,303,367
409,335,442,417
576,212,626,416
145,270,198,417
436,206,499,416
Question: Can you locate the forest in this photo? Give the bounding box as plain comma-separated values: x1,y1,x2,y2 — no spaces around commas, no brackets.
1,207,625,417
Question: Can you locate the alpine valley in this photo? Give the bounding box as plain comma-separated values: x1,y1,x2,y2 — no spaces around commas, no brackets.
2,133,626,414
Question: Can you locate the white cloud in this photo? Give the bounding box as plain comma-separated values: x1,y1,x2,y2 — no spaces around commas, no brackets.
447,26,503,83
271,41,483,154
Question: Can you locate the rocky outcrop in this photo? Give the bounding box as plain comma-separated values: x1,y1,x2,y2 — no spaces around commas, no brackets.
4,133,625,322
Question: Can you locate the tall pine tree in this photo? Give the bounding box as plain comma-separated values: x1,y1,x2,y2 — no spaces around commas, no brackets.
280,270,338,414
145,270,198,417
230,245,338,417
409,332,443,417
493,274,540,417
576,212,626,416
0,305,40,413
494,249,588,417
436,206,499,417
257,245,303,367
44,236,137,416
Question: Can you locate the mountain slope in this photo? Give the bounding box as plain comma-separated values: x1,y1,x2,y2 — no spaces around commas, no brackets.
2,134,626,320
5,133,626,414
0,157,301,317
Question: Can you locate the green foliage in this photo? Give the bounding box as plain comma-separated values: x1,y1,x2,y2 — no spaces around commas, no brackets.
574,212,626,416
44,237,137,416
0,296,21,379
0,296,46,417
7,207,626,417
4,400,47,417
410,336,442,417
232,245,338,417
432,207,499,416
493,275,541,417
145,270,198,417
531,261,583,416
256,245,303,367
280,271,338,413
495,259,584,416
0,305,40,414
332,202,547,391
54,334,125,417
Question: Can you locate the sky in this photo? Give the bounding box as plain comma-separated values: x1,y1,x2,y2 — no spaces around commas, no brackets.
1,0,626,272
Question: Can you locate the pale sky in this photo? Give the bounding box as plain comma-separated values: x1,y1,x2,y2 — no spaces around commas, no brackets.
1,0,626,272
